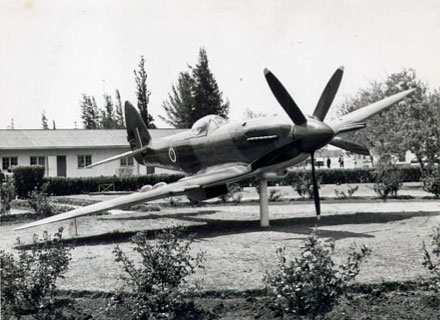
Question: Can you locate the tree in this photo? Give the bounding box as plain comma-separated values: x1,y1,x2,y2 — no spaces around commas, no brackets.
41,110,49,129
80,94,101,129
134,55,156,128
160,71,195,128
115,89,125,128
191,48,229,121
403,90,440,169
101,93,117,129
79,91,126,129
161,48,230,128
337,69,429,166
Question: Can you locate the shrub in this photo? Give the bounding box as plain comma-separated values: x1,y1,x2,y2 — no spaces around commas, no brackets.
110,227,209,320
219,183,243,203
334,185,359,199
27,184,71,217
264,231,371,317
28,184,53,217
422,168,440,198
269,188,283,202
422,225,440,292
291,175,319,199
1,182,15,215
12,166,45,198
373,164,402,199
0,228,72,319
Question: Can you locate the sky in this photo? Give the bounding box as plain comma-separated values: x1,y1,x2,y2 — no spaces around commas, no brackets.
1,0,439,129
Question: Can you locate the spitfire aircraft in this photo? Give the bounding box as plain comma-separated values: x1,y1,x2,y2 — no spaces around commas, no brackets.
16,67,414,230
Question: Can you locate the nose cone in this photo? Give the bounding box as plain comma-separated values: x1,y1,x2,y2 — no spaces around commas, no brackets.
295,119,334,152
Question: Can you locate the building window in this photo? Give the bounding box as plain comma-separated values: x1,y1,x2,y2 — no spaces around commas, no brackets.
2,157,18,172
30,156,45,166
120,156,134,167
78,155,92,168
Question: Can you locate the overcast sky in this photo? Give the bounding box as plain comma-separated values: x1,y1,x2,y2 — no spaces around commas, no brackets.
1,0,439,129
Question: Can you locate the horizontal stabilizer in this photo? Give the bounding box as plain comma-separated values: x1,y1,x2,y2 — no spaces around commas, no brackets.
329,137,370,155
86,147,148,168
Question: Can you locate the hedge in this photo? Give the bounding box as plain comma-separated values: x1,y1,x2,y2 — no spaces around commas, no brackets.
238,167,422,187
12,166,45,198
41,167,422,196
44,174,185,196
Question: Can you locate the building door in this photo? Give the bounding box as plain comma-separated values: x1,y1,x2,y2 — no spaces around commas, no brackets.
57,156,66,177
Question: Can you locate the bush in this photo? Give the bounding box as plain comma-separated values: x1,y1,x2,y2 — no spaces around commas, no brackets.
334,185,359,199
269,188,283,201
1,182,15,215
110,227,209,320
28,184,53,217
373,164,402,199
422,225,440,292
422,168,440,198
264,231,371,317
219,183,243,203
291,175,320,199
1,228,72,319
12,166,45,198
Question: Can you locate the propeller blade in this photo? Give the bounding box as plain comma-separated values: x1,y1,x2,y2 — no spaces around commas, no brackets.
310,152,321,219
313,66,344,121
264,68,307,125
329,137,370,156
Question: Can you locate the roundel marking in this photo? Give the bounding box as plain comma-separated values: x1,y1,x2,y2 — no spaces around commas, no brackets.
168,147,177,163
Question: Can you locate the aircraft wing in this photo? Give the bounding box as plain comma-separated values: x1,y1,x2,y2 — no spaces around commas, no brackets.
15,164,251,230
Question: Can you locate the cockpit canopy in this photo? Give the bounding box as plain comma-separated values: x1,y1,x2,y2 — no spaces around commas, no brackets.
191,115,228,136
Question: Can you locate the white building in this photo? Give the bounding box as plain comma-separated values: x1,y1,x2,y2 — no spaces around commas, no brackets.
0,129,184,177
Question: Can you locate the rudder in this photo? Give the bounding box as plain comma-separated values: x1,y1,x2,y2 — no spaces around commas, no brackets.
125,101,152,163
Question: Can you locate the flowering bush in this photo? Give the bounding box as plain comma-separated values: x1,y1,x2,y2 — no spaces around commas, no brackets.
264,231,371,317
291,175,320,199
0,228,72,319
422,168,440,198
110,227,210,319
423,225,440,292
0,181,15,215
373,164,402,199
219,183,243,203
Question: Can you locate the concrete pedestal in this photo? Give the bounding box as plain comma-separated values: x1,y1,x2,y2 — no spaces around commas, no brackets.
259,178,270,227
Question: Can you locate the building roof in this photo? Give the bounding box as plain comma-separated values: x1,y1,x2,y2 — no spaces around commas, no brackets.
0,129,186,150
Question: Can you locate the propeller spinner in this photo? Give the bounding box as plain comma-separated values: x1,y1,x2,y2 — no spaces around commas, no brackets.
264,67,345,219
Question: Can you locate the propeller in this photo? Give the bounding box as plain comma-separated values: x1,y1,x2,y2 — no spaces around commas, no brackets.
264,68,343,219
263,67,415,220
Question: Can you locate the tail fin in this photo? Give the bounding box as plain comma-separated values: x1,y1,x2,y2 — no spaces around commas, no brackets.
125,101,151,147
125,101,151,163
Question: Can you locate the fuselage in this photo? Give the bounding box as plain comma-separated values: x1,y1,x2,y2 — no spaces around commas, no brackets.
138,114,326,175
